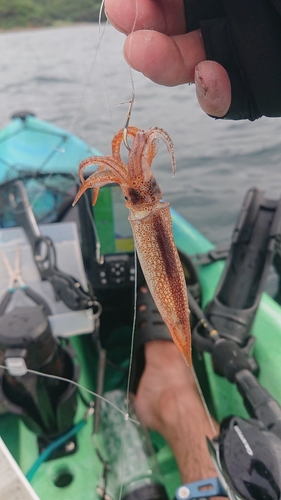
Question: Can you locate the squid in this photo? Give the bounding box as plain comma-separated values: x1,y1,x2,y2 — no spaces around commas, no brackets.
73,127,191,366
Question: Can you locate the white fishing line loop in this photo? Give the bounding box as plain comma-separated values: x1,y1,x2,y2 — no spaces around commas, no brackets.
0,362,139,425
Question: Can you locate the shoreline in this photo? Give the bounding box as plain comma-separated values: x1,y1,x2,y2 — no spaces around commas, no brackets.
0,21,102,34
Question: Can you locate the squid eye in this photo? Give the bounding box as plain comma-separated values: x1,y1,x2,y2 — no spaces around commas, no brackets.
124,196,128,200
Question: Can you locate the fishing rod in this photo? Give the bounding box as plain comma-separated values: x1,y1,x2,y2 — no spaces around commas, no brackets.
178,292,281,500
176,187,281,500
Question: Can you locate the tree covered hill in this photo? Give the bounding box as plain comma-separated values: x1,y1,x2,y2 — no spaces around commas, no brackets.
0,0,103,30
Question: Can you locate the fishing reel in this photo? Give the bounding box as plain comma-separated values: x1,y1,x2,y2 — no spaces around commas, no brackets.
0,305,80,456
208,415,281,500
175,415,281,500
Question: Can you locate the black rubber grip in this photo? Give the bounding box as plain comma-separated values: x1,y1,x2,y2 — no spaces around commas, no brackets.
212,339,252,382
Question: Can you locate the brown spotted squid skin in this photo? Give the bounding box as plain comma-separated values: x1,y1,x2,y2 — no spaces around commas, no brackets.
73,126,192,366
129,202,191,366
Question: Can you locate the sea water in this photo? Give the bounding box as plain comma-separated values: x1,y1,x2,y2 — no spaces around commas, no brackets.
0,23,281,246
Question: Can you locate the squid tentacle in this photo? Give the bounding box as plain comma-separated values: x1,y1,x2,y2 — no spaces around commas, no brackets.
145,127,176,175
78,155,128,184
78,156,104,183
111,126,140,160
73,169,126,205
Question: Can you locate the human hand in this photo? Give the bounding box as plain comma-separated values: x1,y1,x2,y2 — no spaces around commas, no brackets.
105,0,231,118
105,0,281,121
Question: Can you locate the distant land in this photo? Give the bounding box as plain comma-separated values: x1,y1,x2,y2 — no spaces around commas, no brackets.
0,0,104,30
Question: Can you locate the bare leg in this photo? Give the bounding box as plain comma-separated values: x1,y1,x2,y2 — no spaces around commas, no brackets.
134,340,220,485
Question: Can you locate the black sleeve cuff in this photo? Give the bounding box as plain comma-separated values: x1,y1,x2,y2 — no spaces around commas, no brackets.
184,0,281,120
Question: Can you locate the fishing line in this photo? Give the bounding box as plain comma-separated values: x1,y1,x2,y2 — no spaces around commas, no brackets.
126,249,138,406
117,409,130,500
1,9,146,497
122,0,218,451
119,0,139,412
68,11,108,136
115,249,138,500
4,1,220,493
98,0,105,27
116,3,140,497
191,365,217,438
0,363,139,425
122,0,138,143
98,0,114,129
18,6,110,243
24,2,109,212
119,0,218,455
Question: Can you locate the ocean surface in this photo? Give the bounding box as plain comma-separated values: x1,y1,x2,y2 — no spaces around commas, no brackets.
1,22,281,248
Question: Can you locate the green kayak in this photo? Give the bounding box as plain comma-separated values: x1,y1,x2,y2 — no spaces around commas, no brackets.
0,113,280,500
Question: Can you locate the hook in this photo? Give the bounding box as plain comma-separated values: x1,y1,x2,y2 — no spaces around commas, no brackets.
123,91,135,151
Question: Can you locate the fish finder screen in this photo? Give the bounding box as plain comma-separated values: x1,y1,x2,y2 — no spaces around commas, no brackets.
93,184,134,254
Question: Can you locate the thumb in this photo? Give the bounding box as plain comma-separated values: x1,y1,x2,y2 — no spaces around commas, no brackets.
195,61,231,117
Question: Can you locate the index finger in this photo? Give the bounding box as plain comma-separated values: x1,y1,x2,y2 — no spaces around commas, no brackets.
104,0,186,36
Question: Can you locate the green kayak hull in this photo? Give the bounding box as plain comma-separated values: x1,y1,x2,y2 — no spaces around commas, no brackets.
0,114,280,500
